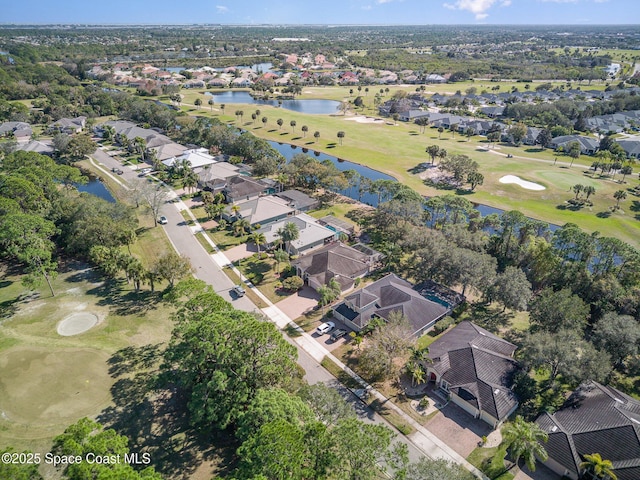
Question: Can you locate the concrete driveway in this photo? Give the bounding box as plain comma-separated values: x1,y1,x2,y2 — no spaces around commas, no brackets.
274,286,319,320
425,401,491,458
225,243,258,262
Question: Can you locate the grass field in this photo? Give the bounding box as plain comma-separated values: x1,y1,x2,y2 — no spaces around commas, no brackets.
173,94,640,247
0,163,179,456
0,264,175,451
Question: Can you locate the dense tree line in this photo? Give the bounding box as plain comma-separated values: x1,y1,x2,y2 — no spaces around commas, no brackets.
350,185,640,404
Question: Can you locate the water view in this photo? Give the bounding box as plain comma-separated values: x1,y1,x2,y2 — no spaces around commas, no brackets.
77,178,116,203
207,91,340,115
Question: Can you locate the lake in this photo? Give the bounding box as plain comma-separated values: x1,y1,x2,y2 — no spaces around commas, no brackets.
265,138,560,230
266,140,394,206
77,178,116,203
207,91,341,115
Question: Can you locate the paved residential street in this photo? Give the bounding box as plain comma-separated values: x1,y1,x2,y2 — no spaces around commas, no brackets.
89,148,485,477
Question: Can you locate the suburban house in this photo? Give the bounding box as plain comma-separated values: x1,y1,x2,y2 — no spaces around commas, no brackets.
292,242,378,292
223,195,294,226
49,116,86,134
0,121,32,142
162,147,217,169
550,135,599,155
223,176,266,204
151,142,189,162
616,138,640,159
480,106,505,118
102,120,175,150
16,140,54,155
536,381,640,480
274,189,318,212
332,273,451,338
424,321,519,429
196,162,244,192
256,213,337,255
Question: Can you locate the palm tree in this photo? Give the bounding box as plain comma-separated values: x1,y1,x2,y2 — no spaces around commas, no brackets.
277,222,300,254
194,98,202,110
313,131,320,143
301,125,308,137
220,103,226,115
426,145,440,165
251,113,257,124
337,131,345,145
614,190,627,209
436,148,447,166
133,136,147,161
233,218,251,237
437,126,444,139
584,185,596,200
500,416,548,472
102,125,115,142
208,98,215,111
277,118,284,130
405,362,425,386
273,249,289,274
183,170,199,194
250,232,267,259
620,165,633,183
580,453,617,480
205,202,225,221
572,183,584,200
262,116,268,128
290,120,297,133
231,204,241,219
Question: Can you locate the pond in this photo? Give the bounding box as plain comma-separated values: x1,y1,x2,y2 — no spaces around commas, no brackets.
77,178,116,203
206,91,341,115
266,140,394,206
265,138,560,231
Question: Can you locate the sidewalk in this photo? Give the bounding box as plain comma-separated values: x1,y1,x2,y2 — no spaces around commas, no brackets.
181,205,487,479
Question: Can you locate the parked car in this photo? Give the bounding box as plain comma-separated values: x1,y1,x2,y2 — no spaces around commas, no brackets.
111,167,124,175
330,329,348,342
158,215,168,225
137,168,152,177
316,321,335,335
232,285,246,297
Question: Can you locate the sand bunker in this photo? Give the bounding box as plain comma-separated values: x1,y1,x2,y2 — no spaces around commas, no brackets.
343,116,385,124
499,175,545,191
57,313,98,336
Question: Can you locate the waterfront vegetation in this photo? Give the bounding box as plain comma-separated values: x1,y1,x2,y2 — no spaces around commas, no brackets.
175,89,639,247
2,24,640,479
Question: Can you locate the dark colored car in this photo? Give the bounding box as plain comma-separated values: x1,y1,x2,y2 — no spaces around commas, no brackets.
330,329,348,342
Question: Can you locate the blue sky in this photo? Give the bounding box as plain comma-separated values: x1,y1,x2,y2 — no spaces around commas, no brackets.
3,0,638,25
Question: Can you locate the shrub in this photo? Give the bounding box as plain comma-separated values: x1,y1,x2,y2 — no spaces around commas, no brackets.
282,275,304,292
419,397,430,410
433,316,456,334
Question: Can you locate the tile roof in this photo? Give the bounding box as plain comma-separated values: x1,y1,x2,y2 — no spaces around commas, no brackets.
335,273,449,334
536,381,640,478
293,242,374,291
428,321,518,421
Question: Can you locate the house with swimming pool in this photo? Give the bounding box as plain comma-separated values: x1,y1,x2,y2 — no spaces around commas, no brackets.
331,273,459,338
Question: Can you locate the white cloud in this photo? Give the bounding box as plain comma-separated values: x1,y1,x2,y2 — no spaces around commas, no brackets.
376,0,398,3
216,5,229,13
442,0,508,19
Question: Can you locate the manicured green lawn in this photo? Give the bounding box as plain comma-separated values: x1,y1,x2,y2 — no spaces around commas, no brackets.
172,89,640,248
